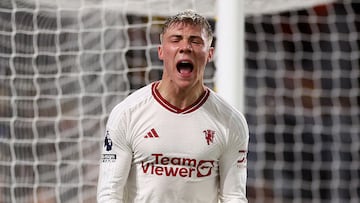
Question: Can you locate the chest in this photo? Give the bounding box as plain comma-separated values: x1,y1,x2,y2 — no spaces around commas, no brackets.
128,109,227,164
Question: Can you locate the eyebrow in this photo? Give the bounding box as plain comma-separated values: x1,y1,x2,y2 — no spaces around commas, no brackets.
168,34,204,40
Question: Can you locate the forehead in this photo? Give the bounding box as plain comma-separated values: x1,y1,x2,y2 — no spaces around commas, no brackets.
163,22,206,37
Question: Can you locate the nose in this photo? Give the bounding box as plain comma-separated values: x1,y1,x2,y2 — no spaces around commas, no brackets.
179,41,192,53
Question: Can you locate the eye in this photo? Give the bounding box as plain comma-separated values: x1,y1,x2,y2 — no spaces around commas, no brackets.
191,38,204,45
169,36,181,42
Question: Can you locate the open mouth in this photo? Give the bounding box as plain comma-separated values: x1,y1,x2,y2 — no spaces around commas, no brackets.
176,61,194,74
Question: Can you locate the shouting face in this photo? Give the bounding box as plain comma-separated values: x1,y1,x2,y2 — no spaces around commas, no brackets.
158,22,214,91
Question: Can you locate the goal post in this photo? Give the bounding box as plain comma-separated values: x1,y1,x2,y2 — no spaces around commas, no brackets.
215,0,245,112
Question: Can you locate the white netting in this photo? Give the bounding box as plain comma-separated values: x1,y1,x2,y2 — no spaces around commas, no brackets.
245,1,360,202
1,0,359,202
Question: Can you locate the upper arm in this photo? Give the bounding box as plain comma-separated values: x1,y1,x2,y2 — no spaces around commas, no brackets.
219,113,249,203
97,107,133,203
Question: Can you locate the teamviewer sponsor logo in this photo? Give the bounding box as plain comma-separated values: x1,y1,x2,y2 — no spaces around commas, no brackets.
141,153,215,178
196,160,215,177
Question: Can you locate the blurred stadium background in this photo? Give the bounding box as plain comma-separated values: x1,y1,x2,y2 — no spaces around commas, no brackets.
0,0,359,202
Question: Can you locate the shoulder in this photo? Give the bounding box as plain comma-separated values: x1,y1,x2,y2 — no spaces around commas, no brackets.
206,89,249,137
206,89,243,118
107,83,153,126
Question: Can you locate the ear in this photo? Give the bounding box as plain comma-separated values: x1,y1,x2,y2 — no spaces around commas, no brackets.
158,45,163,60
207,47,215,62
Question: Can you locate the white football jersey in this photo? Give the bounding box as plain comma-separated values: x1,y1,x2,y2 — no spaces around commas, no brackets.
97,82,249,203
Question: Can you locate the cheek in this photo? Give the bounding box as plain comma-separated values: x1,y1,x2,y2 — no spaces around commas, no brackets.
200,52,211,64
159,47,174,60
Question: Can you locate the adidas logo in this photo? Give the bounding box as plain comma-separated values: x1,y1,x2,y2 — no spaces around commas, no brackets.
144,128,159,138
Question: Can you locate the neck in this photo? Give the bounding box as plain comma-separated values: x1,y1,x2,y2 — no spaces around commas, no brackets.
156,81,206,109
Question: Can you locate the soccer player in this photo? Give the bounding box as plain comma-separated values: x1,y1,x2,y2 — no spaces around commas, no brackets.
97,9,249,203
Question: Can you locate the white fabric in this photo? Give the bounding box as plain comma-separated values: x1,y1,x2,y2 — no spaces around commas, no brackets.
97,82,249,203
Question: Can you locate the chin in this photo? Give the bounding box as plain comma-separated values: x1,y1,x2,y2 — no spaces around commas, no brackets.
176,78,202,89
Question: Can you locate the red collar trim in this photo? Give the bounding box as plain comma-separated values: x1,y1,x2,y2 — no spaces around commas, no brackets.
151,82,209,114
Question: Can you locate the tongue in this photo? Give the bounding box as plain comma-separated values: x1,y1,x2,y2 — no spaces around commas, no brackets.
179,67,192,74
179,68,192,77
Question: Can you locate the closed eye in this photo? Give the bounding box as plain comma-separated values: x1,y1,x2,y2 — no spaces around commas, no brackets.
192,40,202,44
169,36,182,42
190,37,204,45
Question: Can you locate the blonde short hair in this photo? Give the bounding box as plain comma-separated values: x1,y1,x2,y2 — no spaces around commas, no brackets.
161,9,213,43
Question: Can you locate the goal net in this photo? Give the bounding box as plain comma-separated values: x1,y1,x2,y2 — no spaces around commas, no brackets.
245,1,359,202
1,0,358,202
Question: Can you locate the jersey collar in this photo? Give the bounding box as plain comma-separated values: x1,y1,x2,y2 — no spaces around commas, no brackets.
151,81,210,114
